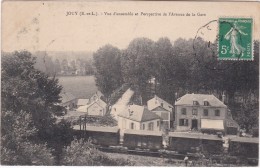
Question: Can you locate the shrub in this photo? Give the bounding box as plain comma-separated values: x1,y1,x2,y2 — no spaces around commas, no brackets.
60,138,134,166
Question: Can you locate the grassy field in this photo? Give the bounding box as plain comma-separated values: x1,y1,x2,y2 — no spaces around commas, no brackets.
57,76,98,99
106,153,183,166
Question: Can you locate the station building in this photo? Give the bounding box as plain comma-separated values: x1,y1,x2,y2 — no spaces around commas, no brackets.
174,93,237,134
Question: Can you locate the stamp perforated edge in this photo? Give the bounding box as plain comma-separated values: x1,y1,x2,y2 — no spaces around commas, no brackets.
217,16,254,61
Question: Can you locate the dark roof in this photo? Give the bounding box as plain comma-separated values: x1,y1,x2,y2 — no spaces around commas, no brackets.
77,99,89,106
226,118,239,128
73,125,119,133
230,137,259,144
60,92,76,104
124,129,163,136
118,105,161,122
168,132,222,141
175,94,226,107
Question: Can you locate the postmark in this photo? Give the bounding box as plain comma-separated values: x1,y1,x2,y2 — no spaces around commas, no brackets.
218,18,253,60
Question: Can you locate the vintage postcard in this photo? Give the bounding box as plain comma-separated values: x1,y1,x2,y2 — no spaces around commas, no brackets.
1,1,260,166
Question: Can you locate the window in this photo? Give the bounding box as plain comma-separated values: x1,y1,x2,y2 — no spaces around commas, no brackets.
179,119,189,126
204,101,209,106
161,103,164,107
181,108,187,115
142,124,145,130
215,110,220,116
157,121,160,127
203,109,208,116
130,123,135,129
193,101,199,105
192,108,198,115
148,122,154,131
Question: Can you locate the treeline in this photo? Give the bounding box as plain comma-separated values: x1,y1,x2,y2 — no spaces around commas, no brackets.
32,51,94,76
93,37,259,131
1,51,133,165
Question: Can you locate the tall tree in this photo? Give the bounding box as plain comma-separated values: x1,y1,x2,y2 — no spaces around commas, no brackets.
121,38,155,103
93,45,123,98
1,51,63,137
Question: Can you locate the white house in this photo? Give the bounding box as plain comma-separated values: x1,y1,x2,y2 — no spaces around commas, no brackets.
118,104,161,131
77,99,107,116
175,93,234,133
147,95,173,130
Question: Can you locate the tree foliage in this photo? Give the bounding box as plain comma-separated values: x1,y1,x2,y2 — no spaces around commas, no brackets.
1,110,55,165
93,45,123,98
60,138,134,166
1,51,70,165
1,51,63,135
94,38,259,131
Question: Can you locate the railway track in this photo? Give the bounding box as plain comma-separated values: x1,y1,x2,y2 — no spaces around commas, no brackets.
98,146,200,160
98,146,258,166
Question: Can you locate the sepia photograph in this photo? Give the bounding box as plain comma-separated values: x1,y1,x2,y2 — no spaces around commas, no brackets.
1,1,260,166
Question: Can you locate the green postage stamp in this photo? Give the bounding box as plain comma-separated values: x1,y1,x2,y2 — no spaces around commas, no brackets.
218,18,253,60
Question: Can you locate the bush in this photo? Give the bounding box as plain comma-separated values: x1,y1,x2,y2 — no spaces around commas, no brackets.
75,115,117,127
1,110,55,165
60,138,134,166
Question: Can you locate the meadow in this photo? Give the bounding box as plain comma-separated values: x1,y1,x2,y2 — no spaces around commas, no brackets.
57,75,98,99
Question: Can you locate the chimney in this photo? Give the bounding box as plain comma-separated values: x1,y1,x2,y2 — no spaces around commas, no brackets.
222,92,225,103
128,109,133,116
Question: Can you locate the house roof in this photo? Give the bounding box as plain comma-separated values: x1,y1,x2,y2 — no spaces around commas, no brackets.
77,99,89,106
175,94,226,107
147,95,173,112
90,91,106,103
168,132,222,141
124,129,163,136
226,118,239,128
118,104,161,122
60,92,76,104
91,91,104,100
96,91,104,97
77,99,107,112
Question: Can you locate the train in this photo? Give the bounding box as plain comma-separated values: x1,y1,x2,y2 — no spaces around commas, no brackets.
73,125,259,161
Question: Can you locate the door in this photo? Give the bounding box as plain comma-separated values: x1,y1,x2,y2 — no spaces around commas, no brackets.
191,119,198,130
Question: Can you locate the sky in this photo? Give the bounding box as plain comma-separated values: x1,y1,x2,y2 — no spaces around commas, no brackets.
2,1,260,52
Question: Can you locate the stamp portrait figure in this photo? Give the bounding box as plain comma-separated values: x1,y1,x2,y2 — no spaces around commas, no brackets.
224,21,248,57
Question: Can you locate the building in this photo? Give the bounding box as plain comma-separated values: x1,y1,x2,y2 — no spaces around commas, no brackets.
175,93,230,133
89,91,105,103
118,105,161,131
77,99,107,116
77,99,89,108
147,95,173,130
60,92,77,110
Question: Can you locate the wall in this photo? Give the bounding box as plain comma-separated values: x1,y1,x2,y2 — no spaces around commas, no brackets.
175,105,227,131
152,110,170,129
87,103,105,116
141,119,161,131
118,117,161,131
